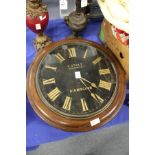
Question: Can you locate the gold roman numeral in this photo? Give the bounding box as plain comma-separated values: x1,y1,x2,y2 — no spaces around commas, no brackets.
48,87,61,101
68,48,76,58
63,96,72,111
99,68,110,75
92,57,102,65
98,80,112,91
55,53,65,63
45,65,57,71
91,93,104,103
42,78,55,85
83,49,88,59
81,98,88,111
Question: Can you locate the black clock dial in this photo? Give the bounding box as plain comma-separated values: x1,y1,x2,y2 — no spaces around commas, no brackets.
36,42,118,118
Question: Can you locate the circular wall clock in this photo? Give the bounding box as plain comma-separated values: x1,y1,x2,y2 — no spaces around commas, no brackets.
27,38,126,132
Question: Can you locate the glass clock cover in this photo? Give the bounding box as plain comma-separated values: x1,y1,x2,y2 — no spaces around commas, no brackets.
36,42,117,118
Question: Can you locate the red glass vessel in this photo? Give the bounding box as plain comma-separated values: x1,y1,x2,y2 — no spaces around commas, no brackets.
26,0,51,52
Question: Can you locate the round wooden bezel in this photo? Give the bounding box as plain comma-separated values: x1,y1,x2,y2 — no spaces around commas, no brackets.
27,38,126,132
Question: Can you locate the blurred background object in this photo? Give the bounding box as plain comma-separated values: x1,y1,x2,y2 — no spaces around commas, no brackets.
43,0,103,20
97,0,129,33
97,0,129,80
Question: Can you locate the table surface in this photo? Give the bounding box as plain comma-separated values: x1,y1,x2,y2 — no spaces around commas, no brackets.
26,18,129,148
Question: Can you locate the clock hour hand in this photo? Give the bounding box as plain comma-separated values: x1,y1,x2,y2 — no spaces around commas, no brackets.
81,77,97,88
81,77,103,93
79,78,102,104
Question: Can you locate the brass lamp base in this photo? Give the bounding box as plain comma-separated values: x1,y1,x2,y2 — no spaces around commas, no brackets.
67,31,82,38
33,33,51,52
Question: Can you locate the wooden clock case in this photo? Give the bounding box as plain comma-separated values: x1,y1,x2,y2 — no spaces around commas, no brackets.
27,38,126,132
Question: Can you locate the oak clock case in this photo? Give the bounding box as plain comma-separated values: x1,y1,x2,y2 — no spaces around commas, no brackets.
27,38,126,132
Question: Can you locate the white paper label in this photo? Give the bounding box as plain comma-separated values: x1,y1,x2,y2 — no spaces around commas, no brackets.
90,118,100,126
35,24,41,30
75,71,81,79
39,15,46,21
81,0,88,8
60,0,68,10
